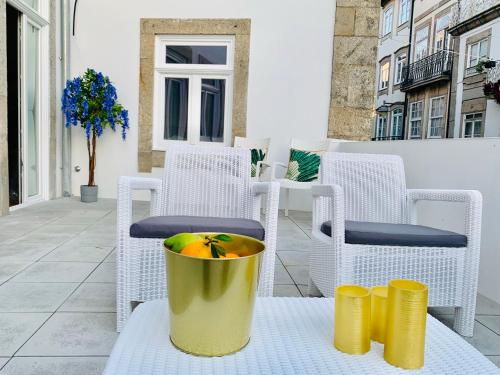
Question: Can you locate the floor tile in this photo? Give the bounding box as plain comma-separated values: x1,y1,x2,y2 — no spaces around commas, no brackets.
41,246,113,263
0,357,107,375
0,243,58,261
274,262,294,285
278,251,309,266
297,284,323,297
17,312,118,356
277,236,313,251
103,249,116,263
59,283,116,312
477,316,500,336
486,356,500,368
273,284,301,297
0,282,78,312
86,262,116,283
0,313,50,356
286,265,309,285
477,294,500,315
0,358,9,370
0,262,32,283
10,262,98,283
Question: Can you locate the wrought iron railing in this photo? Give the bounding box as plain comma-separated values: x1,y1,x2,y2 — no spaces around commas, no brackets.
487,65,500,82
371,136,404,141
450,0,500,27
400,51,453,90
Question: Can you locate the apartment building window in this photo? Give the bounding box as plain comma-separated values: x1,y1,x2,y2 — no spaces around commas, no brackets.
428,96,445,138
463,113,483,138
399,0,410,25
383,6,393,36
415,27,429,61
376,114,388,139
435,14,450,51
380,62,390,90
409,101,423,138
467,38,488,68
153,35,234,148
391,108,403,137
394,54,406,84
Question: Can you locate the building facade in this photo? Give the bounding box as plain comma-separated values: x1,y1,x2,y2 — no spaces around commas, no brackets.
449,0,500,138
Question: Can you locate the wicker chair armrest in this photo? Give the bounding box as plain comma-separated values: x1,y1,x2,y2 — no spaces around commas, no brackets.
312,184,345,241
271,162,288,180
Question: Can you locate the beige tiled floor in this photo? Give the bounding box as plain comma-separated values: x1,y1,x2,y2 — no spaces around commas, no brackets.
0,198,499,373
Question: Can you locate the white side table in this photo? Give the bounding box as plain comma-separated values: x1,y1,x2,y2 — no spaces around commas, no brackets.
104,298,499,374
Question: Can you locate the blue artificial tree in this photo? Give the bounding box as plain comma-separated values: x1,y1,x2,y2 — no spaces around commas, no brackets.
62,68,129,187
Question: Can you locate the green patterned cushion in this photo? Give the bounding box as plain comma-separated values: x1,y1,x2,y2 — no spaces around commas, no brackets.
250,148,267,178
285,148,322,182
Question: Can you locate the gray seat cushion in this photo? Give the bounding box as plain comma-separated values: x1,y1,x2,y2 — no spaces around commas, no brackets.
320,220,467,248
130,216,265,241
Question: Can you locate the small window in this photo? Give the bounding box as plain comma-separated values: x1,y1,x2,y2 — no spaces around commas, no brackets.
376,114,388,139
153,35,234,149
467,38,489,68
463,113,483,138
391,108,403,137
394,54,407,84
166,45,227,65
380,62,390,90
409,101,423,138
435,14,450,51
428,96,445,138
399,0,410,25
415,27,429,61
383,7,393,36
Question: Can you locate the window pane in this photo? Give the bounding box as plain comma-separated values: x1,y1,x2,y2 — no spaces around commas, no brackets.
464,122,472,137
474,120,482,137
166,45,227,65
479,40,488,58
27,24,39,197
164,78,188,141
200,79,225,142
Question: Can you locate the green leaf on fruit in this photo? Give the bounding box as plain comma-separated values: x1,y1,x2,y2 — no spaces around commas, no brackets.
210,243,220,258
213,234,232,242
214,244,226,257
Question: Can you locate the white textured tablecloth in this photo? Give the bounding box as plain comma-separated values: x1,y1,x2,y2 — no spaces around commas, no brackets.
104,298,499,375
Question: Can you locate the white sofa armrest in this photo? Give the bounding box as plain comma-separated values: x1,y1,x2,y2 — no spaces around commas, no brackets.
311,184,345,242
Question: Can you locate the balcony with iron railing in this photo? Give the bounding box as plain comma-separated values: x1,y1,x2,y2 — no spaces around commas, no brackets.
449,0,500,35
400,50,453,92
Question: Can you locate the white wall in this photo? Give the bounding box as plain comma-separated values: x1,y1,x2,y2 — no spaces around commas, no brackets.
69,0,335,208
330,138,500,304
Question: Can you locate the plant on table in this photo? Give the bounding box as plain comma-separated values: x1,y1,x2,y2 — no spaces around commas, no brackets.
61,68,129,201
164,233,239,258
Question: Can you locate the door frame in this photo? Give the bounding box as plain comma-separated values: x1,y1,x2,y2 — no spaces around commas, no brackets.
7,0,50,209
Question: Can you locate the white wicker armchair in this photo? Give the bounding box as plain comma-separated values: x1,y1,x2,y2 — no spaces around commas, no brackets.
116,145,279,331
310,152,482,337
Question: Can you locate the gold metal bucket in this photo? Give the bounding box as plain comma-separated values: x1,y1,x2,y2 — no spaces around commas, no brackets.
164,233,265,356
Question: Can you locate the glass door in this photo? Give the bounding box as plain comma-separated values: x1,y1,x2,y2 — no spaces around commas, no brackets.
23,19,41,201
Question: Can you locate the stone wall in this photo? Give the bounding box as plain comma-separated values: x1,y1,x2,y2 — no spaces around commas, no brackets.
0,0,8,215
328,0,379,140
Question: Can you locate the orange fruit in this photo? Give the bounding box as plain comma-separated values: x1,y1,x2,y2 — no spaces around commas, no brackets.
225,253,239,258
180,240,211,258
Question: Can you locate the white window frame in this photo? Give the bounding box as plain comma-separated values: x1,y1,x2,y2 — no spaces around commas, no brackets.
376,114,388,139
467,38,489,68
427,96,445,139
394,53,406,84
391,108,403,137
415,26,429,61
152,35,235,150
409,101,423,138
6,0,50,208
463,112,483,138
383,6,393,36
380,62,390,90
398,0,410,25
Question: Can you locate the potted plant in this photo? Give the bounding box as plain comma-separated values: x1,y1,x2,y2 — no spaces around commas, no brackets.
62,68,129,203
483,80,500,104
476,58,497,73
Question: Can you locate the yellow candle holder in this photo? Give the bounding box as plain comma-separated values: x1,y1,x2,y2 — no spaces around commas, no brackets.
384,279,428,369
334,285,371,355
370,286,388,343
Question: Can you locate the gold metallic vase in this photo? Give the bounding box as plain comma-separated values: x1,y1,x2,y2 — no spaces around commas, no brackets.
384,279,428,369
370,286,388,343
165,233,265,357
334,285,371,355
